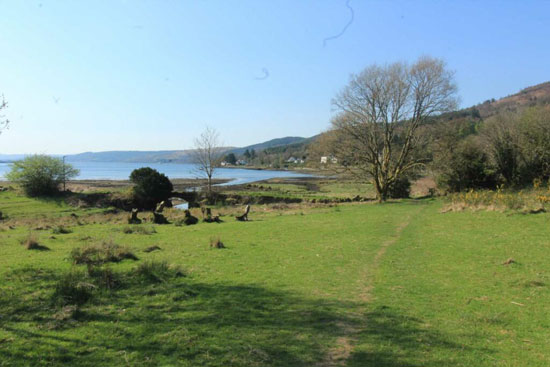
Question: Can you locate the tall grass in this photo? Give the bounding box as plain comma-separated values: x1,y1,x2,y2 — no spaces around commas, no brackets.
445,181,550,212
70,240,138,265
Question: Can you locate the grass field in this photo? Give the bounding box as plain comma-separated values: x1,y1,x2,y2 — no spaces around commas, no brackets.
1,189,549,366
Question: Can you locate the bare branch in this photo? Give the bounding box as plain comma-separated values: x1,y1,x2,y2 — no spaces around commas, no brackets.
329,56,458,201
0,95,9,134
192,127,224,197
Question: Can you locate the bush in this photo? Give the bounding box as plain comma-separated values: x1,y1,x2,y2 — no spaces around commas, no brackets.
438,138,498,192
388,176,411,198
130,167,173,209
6,155,79,197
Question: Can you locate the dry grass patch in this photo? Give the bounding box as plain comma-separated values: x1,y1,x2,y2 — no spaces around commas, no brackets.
122,225,156,235
70,240,138,265
134,260,185,283
21,233,50,251
210,237,225,249
52,225,72,234
443,187,550,213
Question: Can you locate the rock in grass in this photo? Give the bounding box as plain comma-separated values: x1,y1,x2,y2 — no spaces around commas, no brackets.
176,210,198,226
152,212,169,224
128,208,142,224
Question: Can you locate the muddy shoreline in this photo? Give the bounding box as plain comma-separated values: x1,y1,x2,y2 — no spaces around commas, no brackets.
55,178,232,193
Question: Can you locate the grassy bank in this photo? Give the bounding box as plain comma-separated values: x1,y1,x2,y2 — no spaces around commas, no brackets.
1,187,549,366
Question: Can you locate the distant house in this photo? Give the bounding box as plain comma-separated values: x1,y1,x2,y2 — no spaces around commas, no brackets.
287,157,305,164
236,159,248,165
220,161,228,167
320,156,337,164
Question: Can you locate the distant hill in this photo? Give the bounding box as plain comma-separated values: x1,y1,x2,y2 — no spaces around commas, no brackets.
66,150,196,164
228,136,308,156
476,81,550,118
0,154,28,162
5,81,548,165
62,136,313,163
261,135,320,155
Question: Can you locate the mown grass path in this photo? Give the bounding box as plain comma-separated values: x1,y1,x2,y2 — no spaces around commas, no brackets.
321,206,424,367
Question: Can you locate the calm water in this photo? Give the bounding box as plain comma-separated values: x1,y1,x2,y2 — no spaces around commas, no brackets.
0,161,310,186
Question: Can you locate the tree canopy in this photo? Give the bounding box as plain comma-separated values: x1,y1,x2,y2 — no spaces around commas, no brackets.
328,56,458,201
6,155,79,196
130,167,173,209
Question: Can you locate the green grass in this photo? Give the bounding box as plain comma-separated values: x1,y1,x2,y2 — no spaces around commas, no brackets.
0,190,104,219
1,191,550,366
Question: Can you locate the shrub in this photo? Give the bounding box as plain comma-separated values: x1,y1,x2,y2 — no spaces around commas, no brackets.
130,167,173,209
517,106,550,182
70,240,138,265
438,138,498,192
388,176,411,199
6,155,79,197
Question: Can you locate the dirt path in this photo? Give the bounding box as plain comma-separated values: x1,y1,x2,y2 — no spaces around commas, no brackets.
319,209,421,367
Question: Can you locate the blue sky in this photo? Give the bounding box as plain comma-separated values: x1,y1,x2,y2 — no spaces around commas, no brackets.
0,0,548,154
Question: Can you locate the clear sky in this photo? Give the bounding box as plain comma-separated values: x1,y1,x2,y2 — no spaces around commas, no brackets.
0,0,548,154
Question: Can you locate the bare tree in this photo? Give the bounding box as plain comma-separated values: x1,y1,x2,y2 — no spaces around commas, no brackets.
0,95,8,134
193,127,224,197
330,56,458,202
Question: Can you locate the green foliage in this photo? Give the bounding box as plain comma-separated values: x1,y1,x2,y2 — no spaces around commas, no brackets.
438,138,497,192
224,153,237,165
480,106,550,187
129,167,173,209
6,155,79,197
388,176,411,198
516,106,550,181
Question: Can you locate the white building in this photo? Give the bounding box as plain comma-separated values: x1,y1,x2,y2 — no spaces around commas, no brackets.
321,156,337,164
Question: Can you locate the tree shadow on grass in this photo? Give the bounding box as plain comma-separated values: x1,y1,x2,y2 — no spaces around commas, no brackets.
1,267,488,366
34,194,67,207
348,305,489,367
